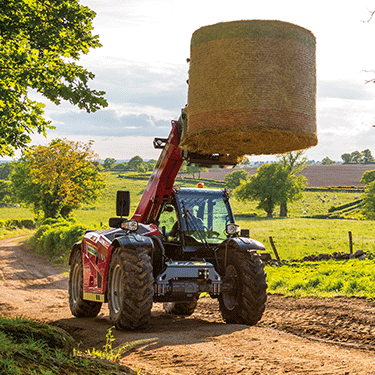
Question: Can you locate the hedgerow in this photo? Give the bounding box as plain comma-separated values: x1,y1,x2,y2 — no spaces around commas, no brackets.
0,219,36,230
29,218,91,257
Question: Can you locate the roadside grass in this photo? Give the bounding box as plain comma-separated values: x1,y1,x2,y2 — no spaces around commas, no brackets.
0,227,34,240
236,217,375,260
0,315,137,375
266,258,375,299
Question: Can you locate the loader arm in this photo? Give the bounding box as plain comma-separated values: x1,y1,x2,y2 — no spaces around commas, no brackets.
132,120,183,224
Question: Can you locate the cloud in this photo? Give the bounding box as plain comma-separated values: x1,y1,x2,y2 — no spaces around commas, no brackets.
85,59,188,110
49,109,173,137
40,59,188,138
318,80,374,100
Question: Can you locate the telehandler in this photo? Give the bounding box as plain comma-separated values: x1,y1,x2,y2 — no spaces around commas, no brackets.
68,115,267,330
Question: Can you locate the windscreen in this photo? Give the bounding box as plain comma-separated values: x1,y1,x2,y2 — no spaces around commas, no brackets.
175,190,233,244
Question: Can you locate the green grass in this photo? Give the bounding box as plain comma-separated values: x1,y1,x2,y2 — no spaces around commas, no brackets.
231,189,364,218
0,315,137,375
237,217,375,260
266,258,375,299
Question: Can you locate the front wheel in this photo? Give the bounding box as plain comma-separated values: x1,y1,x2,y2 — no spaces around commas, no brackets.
163,298,198,316
219,250,267,325
69,250,102,318
108,246,153,330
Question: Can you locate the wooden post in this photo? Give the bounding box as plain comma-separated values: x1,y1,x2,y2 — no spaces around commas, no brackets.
348,231,353,254
269,236,281,262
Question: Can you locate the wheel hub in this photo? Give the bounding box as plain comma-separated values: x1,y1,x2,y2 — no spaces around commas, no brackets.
110,264,123,314
221,264,239,311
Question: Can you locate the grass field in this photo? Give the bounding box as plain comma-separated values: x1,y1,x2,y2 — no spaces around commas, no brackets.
0,171,374,259
2,170,375,300
266,258,375,299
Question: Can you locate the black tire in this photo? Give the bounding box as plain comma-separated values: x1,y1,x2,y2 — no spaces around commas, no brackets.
69,250,102,318
219,250,267,325
163,298,198,316
108,246,153,330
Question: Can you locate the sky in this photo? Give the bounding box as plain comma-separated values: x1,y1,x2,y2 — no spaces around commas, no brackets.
14,0,375,162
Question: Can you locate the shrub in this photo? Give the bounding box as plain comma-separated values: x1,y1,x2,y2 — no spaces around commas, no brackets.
29,219,90,257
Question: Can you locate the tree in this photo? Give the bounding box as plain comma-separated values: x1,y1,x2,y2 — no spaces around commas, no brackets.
113,162,127,171
0,1,107,156
277,151,308,216
360,170,375,219
361,149,375,164
0,162,13,180
136,163,148,173
240,156,250,166
11,138,106,218
234,163,306,217
321,156,334,165
224,170,249,190
351,151,362,164
186,164,208,179
103,158,116,170
361,170,375,185
146,159,157,171
362,181,375,219
126,156,144,171
341,153,351,164
0,180,13,203
186,164,200,179
278,151,308,173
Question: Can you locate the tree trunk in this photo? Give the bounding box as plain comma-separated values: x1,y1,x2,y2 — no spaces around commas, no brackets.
279,203,288,217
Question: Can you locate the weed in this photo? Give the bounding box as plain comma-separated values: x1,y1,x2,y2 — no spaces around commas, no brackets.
76,326,157,364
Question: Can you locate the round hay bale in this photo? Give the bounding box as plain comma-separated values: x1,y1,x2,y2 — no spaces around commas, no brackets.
181,20,317,157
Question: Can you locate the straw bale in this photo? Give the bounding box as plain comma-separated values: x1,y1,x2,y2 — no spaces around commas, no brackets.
181,20,317,156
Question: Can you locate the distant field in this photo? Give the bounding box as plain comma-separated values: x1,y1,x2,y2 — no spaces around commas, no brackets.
1,171,375,260
199,164,375,187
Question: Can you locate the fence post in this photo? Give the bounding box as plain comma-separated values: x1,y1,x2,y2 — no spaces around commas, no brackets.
269,236,281,262
348,231,353,254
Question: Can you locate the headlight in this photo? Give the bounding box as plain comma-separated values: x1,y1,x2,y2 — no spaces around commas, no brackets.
121,219,139,231
226,223,240,235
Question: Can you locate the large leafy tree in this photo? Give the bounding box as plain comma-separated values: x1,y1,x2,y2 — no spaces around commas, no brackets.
341,153,351,164
361,149,375,164
0,0,107,156
11,138,106,218
277,151,308,216
361,170,375,219
234,163,306,217
103,158,116,170
224,169,249,190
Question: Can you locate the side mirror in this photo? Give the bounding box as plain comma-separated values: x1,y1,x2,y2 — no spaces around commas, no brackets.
116,191,130,217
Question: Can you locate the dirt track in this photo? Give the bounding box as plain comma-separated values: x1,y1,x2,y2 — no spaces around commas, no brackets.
2,237,375,374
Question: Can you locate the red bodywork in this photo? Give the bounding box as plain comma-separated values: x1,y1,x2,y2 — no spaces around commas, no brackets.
132,120,183,224
81,121,183,297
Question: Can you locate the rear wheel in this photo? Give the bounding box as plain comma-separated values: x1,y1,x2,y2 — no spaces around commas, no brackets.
108,246,153,330
219,250,267,325
69,251,102,317
163,298,198,316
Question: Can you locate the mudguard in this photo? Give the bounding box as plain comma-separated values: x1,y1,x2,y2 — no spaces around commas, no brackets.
222,237,265,252
111,233,154,251
69,242,82,265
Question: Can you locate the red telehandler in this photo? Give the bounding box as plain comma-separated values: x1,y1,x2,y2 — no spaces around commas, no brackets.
68,114,267,330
